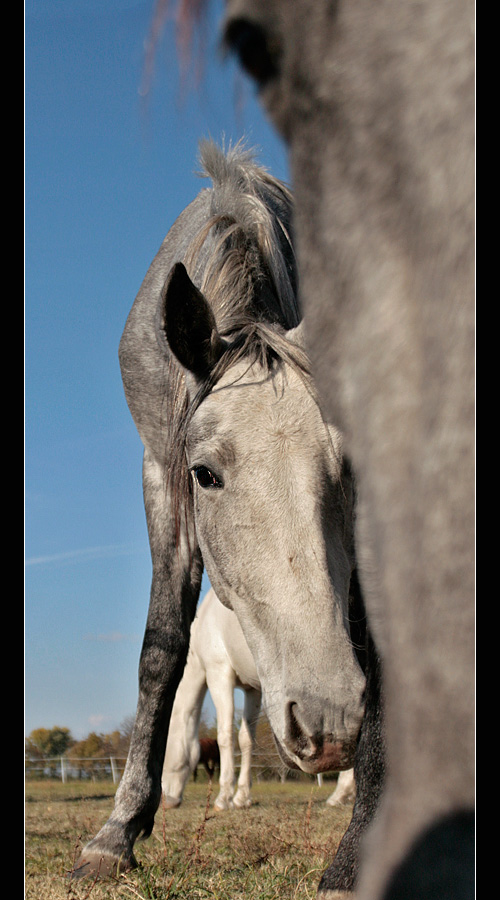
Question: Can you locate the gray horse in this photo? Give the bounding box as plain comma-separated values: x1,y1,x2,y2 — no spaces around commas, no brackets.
72,140,366,879
214,2,474,900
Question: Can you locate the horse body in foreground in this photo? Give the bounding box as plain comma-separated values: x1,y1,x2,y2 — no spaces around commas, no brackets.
162,586,355,811
73,141,367,881
217,1,475,897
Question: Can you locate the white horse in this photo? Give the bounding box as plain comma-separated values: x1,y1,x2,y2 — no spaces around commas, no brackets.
162,587,355,810
162,587,262,811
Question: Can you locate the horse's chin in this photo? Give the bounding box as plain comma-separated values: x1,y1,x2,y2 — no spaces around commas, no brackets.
273,732,356,775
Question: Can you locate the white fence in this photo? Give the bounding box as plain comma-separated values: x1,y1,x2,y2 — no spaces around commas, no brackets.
25,756,128,783
25,756,326,786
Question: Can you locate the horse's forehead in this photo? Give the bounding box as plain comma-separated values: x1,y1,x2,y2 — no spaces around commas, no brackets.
197,361,316,434
189,360,344,472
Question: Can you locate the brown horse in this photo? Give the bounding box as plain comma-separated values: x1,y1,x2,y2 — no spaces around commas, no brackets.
196,738,220,780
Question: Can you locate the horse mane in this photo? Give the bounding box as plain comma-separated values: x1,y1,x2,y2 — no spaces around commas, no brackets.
186,138,299,330
165,141,306,548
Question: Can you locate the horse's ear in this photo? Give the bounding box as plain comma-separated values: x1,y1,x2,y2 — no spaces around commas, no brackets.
162,262,227,380
286,319,307,349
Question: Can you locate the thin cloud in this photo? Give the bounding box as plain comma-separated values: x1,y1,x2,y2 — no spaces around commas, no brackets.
88,714,108,729
25,542,145,568
83,631,141,643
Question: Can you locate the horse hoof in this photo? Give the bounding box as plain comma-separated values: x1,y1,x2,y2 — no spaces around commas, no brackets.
69,849,137,880
214,799,234,811
316,891,352,899
163,795,182,809
233,798,252,809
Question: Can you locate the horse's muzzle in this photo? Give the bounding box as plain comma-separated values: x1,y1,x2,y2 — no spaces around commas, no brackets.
275,732,357,774
273,699,361,774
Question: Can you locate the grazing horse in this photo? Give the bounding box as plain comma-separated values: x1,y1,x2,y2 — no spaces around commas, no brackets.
196,738,220,780
162,587,262,811
160,2,474,898
73,140,367,879
162,586,355,811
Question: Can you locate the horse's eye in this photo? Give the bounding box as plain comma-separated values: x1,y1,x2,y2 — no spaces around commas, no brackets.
192,466,223,489
224,18,278,87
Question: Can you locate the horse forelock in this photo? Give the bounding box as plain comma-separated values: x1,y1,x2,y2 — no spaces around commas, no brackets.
189,139,299,331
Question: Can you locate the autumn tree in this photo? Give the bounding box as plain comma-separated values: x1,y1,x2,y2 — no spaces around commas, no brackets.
25,726,74,777
25,718,134,780
25,726,73,759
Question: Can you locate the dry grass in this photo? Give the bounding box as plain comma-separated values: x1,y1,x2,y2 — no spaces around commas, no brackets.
25,779,353,900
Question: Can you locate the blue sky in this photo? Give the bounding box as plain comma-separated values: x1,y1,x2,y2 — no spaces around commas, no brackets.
25,0,289,741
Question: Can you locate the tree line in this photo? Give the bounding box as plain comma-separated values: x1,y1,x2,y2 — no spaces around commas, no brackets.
25,711,334,783
25,717,135,762
25,718,136,780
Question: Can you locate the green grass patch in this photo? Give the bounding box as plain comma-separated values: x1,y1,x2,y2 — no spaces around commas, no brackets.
25,780,353,900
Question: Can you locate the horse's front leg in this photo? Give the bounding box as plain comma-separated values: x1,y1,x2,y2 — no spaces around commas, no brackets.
71,452,203,878
326,768,356,808
207,667,236,810
233,688,261,809
317,630,385,897
162,638,208,808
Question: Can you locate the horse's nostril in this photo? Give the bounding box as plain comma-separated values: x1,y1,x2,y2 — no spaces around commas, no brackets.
286,702,319,758
280,700,359,773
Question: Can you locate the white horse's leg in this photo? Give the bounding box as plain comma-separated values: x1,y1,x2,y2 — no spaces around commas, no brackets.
326,768,356,807
161,650,207,808
207,668,236,810
233,688,261,809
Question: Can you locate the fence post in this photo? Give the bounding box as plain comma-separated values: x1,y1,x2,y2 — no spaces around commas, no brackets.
110,757,118,784
61,757,66,784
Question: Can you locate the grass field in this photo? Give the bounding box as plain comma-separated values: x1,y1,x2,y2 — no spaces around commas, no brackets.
25,778,353,899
